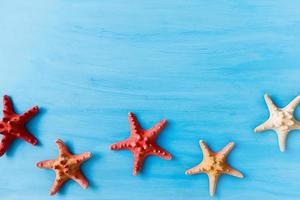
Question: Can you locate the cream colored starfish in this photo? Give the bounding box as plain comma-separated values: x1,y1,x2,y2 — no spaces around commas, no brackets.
255,94,300,152
185,140,243,196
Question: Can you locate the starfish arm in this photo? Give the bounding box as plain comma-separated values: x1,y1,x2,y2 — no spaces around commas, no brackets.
199,140,212,156
224,166,244,178
293,121,300,130
50,176,68,196
71,171,89,189
254,119,273,132
208,174,219,196
0,122,4,132
2,95,15,117
19,106,39,122
14,129,38,145
264,94,278,113
284,95,300,112
218,142,234,157
185,163,204,175
55,139,71,156
128,112,143,134
110,139,131,150
147,119,167,138
0,135,15,156
133,153,146,176
74,152,92,163
276,130,288,152
150,146,172,160
36,160,55,169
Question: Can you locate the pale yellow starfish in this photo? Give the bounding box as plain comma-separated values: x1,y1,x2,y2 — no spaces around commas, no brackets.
185,140,244,196
255,94,300,152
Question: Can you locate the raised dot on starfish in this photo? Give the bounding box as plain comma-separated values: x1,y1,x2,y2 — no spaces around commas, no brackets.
255,94,300,152
110,112,172,175
0,95,39,156
185,140,244,196
37,139,92,195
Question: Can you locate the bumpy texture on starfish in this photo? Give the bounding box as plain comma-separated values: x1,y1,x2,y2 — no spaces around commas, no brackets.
255,94,300,152
37,139,92,195
110,112,172,175
185,140,243,196
0,95,39,156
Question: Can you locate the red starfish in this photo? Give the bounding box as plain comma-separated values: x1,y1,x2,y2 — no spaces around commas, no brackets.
110,112,172,175
37,139,92,195
0,95,39,156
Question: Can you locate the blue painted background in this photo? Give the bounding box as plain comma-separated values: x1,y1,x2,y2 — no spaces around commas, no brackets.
1,0,300,199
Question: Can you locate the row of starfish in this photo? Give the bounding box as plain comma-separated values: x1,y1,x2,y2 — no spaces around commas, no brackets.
1,94,300,196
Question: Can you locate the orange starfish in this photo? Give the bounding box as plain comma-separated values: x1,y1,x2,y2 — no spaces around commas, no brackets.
37,139,92,195
0,95,39,156
185,140,244,196
110,112,172,175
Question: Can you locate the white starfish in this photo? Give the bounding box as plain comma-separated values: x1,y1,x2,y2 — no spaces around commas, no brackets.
255,94,300,152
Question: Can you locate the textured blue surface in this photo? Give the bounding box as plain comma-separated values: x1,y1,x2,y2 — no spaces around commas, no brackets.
1,0,300,199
